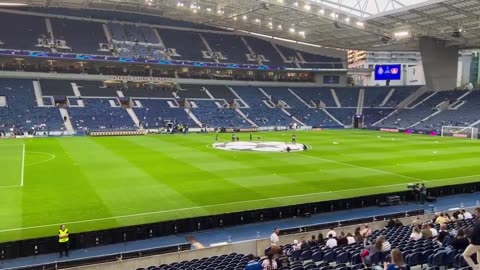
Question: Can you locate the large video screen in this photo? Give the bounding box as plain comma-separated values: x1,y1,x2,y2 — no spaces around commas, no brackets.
374,64,401,80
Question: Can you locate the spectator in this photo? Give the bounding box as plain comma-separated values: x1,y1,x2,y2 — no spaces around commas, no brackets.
435,213,448,224
463,208,480,269
262,253,278,270
462,209,473,219
346,233,356,245
384,249,407,270
337,231,348,246
326,234,338,248
300,238,309,250
421,224,433,239
327,227,337,238
354,227,364,242
307,235,317,246
361,225,372,238
317,233,324,244
450,221,462,238
412,216,422,226
452,229,470,251
362,236,390,264
410,226,422,241
437,224,450,246
291,240,301,251
430,223,438,237
270,228,280,247
245,254,262,270
387,219,396,228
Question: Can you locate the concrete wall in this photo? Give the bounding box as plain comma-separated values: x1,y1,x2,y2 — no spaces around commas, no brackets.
419,37,459,91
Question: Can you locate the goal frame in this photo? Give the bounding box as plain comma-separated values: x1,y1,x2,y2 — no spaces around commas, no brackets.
441,126,478,140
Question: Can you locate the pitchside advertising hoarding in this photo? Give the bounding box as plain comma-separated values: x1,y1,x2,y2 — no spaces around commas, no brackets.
374,64,402,80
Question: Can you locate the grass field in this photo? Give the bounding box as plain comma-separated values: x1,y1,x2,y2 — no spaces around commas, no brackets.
1,130,480,243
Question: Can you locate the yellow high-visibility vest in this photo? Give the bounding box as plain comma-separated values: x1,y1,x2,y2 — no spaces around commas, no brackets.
58,229,69,243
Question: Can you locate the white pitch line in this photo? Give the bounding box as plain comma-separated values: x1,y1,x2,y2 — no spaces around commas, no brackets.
24,152,56,167
298,153,422,181
20,144,25,187
2,174,478,233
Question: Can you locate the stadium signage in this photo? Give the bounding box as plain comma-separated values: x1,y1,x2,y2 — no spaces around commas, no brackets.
379,128,399,133
374,64,402,80
108,75,174,83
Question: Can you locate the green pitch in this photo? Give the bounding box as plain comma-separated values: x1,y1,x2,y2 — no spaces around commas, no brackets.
1,130,480,242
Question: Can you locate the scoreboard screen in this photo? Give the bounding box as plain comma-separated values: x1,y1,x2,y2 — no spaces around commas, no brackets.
374,64,401,80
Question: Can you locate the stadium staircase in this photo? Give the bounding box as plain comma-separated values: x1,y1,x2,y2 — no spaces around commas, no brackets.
33,80,44,107
240,37,255,55
379,88,396,107
356,88,364,115
185,109,203,127
288,88,315,108
281,108,306,126
71,82,82,97
395,86,428,109
469,119,480,127
409,91,437,109
102,24,113,43
323,109,345,126
408,110,442,128
59,107,74,132
235,109,257,126
45,18,54,40
331,89,342,107
126,108,141,128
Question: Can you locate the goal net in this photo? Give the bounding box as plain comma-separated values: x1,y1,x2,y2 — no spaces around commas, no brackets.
441,126,478,139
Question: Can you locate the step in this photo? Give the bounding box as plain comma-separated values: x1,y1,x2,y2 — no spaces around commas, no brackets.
126,108,141,128
323,109,344,126
33,80,44,107
380,88,395,107
288,88,314,108
185,108,203,127
330,89,342,108
59,108,74,133
235,109,257,127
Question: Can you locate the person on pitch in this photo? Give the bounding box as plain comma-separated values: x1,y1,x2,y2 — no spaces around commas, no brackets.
292,133,297,144
250,133,253,141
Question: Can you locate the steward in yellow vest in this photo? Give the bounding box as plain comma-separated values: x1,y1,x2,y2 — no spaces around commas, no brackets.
58,224,69,258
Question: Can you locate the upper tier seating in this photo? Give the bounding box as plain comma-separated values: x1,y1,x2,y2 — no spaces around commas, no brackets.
122,88,174,98
0,79,63,131
68,99,135,130
334,88,359,107
299,51,343,68
292,88,337,108
51,18,107,54
134,99,197,128
243,37,284,66
110,24,159,43
191,100,249,128
158,29,204,61
233,86,295,126
40,80,75,96
0,13,46,50
201,33,249,64
177,85,210,99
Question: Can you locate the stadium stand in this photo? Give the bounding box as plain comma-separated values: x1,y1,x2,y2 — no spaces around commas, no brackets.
177,84,211,99
0,13,47,50
0,79,63,131
122,88,175,98
158,29,205,61
40,80,75,96
50,18,107,54
292,88,338,108
68,98,135,130
134,99,197,128
201,33,250,64
77,85,119,97
202,85,237,100
232,86,299,126
383,87,419,108
334,88,359,108
327,108,356,126
191,100,249,127
242,36,284,65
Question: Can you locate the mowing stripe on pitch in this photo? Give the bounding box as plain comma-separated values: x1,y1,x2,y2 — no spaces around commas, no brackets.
20,144,25,187
2,174,480,233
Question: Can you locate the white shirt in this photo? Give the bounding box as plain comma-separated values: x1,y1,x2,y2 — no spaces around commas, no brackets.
326,230,337,238
464,212,473,219
346,236,356,245
430,228,438,237
410,232,422,241
270,233,279,246
326,238,337,248
458,214,464,220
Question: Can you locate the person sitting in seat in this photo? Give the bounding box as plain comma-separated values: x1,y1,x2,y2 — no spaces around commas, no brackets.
384,249,407,270
245,254,262,270
326,234,337,248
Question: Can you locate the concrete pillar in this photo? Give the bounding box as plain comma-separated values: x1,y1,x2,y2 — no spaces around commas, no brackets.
419,37,459,91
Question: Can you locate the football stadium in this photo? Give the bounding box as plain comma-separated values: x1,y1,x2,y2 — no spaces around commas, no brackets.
1,0,480,269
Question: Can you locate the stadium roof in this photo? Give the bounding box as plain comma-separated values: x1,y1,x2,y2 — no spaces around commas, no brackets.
6,0,480,50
